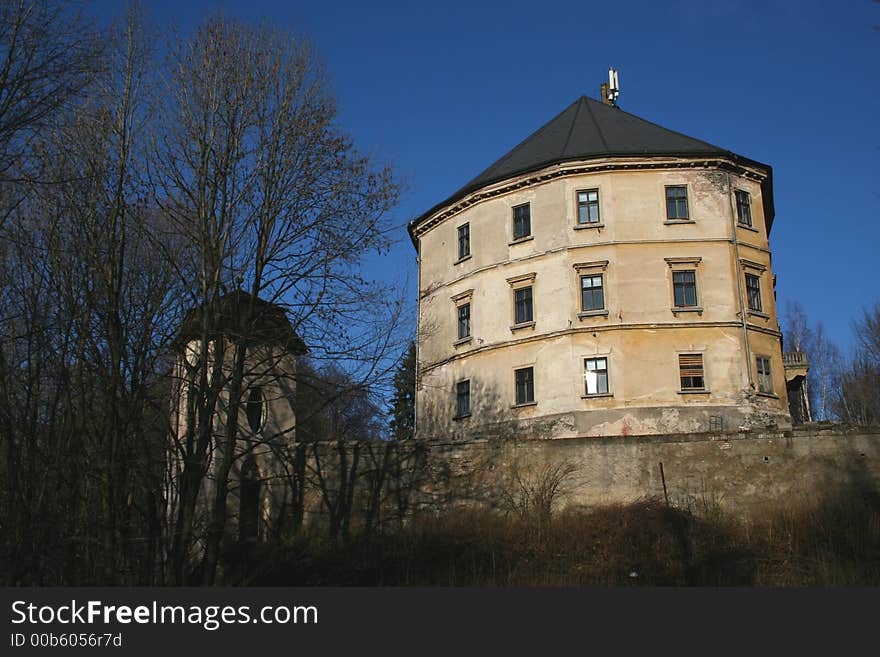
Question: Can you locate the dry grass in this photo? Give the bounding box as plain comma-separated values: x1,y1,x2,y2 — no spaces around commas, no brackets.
745,491,880,586
240,488,880,586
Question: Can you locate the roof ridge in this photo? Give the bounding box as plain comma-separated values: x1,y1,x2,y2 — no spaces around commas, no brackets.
461,98,581,190
593,96,725,152
581,96,610,152
560,96,584,156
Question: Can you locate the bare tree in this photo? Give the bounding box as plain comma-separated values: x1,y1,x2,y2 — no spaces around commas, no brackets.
782,301,843,421
0,4,180,584
152,18,402,584
0,8,405,585
782,300,813,354
835,303,880,427
810,322,843,421
854,303,880,366
0,2,104,579
0,0,102,225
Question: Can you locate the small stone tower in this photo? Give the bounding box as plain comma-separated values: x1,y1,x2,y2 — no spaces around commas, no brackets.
168,291,306,548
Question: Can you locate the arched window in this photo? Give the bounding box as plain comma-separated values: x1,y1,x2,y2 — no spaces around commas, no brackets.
245,386,266,434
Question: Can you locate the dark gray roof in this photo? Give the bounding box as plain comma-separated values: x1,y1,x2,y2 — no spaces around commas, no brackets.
410,96,774,237
178,290,307,354
464,95,728,191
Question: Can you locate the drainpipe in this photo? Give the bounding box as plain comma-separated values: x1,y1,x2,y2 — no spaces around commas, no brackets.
728,173,754,389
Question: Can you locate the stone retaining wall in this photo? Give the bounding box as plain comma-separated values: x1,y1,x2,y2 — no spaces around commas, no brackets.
290,426,880,536
414,425,880,516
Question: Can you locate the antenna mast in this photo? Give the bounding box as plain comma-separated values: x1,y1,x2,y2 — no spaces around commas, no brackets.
607,67,620,107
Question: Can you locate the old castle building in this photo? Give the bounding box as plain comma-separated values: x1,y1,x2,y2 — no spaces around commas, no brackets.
410,92,798,439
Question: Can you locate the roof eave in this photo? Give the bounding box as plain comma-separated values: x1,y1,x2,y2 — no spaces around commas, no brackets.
408,151,773,245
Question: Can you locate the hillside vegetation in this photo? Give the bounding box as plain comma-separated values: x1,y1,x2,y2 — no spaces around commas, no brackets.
236,489,880,586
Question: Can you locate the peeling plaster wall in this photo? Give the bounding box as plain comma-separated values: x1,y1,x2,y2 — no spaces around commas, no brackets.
416,164,788,440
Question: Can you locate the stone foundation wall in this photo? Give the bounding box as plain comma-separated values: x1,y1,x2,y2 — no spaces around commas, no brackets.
415,425,880,517
280,426,880,536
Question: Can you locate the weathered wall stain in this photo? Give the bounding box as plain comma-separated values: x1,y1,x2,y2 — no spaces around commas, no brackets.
287,426,880,533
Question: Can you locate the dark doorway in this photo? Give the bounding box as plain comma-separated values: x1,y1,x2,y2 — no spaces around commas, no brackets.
239,456,260,544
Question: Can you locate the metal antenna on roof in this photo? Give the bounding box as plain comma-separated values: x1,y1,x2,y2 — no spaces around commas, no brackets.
600,67,620,107
608,67,620,107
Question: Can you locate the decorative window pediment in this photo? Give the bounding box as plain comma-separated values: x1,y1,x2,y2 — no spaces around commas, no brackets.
739,258,766,273
573,260,609,272
450,288,474,303
665,256,702,268
506,272,536,287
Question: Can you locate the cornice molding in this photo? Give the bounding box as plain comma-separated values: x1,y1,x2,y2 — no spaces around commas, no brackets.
419,321,781,374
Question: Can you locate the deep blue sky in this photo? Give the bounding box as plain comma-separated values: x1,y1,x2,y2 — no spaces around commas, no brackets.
92,0,879,354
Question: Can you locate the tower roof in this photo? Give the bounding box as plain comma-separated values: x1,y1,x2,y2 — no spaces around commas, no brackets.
177,290,307,354
410,95,774,237
464,95,729,191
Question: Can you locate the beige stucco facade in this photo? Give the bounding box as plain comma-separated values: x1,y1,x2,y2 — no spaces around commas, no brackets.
413,156,791,439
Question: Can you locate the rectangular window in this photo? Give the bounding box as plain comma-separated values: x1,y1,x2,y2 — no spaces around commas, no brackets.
756,356,773,394
580,274,605,311
457,223,470,260
513,203,531,240
514,286,533,324
456,380,471,417
745,273,762,312
666,186,689,220
577,189,600,224
736,190,752,227
679,353,705,390
457,302,471,340
584,357,609,395
514,367,535,405
673,270,698,307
